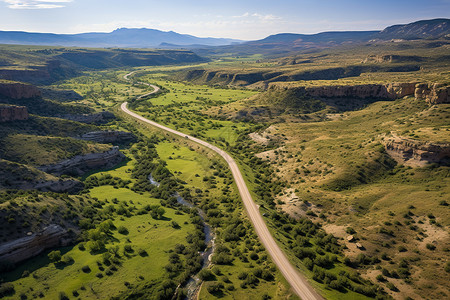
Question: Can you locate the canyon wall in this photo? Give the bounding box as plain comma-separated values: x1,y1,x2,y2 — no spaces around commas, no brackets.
0,105,29,122
415,83,450,104
384,135,450,167
268,82,449,104
0,81,41,99
0,224,71,264
39,146,125,176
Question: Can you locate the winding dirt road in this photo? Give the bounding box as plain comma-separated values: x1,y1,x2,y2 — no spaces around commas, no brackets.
121,72,323,300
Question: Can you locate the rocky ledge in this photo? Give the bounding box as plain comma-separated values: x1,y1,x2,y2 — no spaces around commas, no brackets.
80,130,136,144
38,146,125,176
0,105,29,122
384,135,450,167
269,82,449,104
0,224,71,265
0,81,41,99
415,83,450,104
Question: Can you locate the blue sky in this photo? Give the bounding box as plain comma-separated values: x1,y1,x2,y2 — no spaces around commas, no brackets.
0,0,449,39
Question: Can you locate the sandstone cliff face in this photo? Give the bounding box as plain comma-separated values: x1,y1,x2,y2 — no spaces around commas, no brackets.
266,82,417,100
362,55,423,64
80,130,136,144
384,135,450,167
0,81,41,99
0,224,70,264
415,83,450,104
0,159,83,193
0,105,29,122
39,146,125,176
302,82,417,99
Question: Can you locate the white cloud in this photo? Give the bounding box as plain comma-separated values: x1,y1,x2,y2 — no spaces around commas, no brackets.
2,0,72,9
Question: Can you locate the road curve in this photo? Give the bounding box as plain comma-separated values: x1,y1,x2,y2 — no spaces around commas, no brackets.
121,73,323,300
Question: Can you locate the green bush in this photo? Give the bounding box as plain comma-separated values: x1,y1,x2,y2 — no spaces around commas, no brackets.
0,283,15,297
117,225,129,235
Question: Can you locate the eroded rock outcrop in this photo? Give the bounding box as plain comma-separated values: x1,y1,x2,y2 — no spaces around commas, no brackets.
0,159,83,193
415,83,450,104
39,146,125,176
0,81,41,99
80,130,136,144
0,105,29,122
384,135,450,167
301,82,417,99
0,224,71,264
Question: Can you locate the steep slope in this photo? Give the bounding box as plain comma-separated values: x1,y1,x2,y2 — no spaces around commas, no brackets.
377,18,450,40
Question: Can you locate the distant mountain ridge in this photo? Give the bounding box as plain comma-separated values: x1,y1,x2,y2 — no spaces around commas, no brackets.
0,18,448,50
377,18,450,40
0,28,241,48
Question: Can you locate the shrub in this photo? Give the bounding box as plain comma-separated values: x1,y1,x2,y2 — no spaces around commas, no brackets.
426,243,436,250
138,248,148,257
198,269,215,281
124,244,133,253
81,265,91,273
117,226,129,235
386,282,398,292
206,282,224,294
0,283,15,297
48,250,61,263
59,292,69,300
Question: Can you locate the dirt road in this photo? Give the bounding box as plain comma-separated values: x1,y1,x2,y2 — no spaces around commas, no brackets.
121,74,323,300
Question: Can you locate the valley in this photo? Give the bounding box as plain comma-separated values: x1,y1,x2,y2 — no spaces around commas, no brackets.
0,18,449,300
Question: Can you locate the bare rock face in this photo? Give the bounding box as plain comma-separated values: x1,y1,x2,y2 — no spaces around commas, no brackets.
0,81,41,99
384,135,450,167
302,82,417,99
0,159,83,193
415,83,450,104
0,224,70,265
80,130,136,144
38,146,125,176
0,105,29,122
362,55,422,63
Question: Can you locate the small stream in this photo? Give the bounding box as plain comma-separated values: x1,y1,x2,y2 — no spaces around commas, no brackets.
148,174,215,299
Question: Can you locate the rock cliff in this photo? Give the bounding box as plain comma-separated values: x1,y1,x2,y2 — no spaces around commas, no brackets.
0,81,41,99
301,82,417,99
415,83,450,104
80,130,136,144
0,159,83,193
0,224,71,264
384,135,450,167
38,146,125,176
266,82,448,104
0,105,29,122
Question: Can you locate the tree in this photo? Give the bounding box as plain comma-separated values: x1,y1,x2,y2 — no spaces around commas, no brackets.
48,250,62,263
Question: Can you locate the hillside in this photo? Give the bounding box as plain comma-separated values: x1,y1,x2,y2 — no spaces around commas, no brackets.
194,18,450,58
0,45,205,84
377,18,450,40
